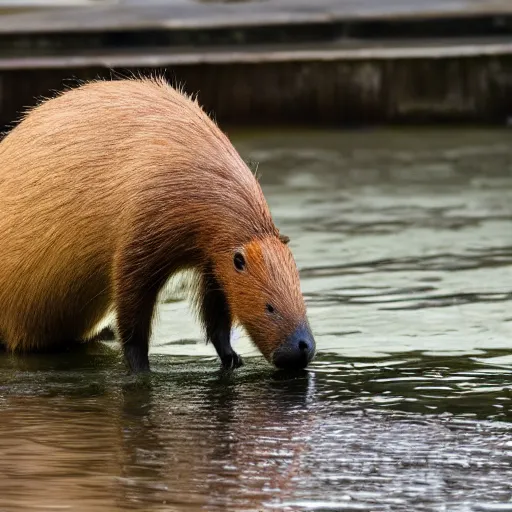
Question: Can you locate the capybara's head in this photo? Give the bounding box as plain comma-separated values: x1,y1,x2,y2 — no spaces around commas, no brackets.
215,235,315,369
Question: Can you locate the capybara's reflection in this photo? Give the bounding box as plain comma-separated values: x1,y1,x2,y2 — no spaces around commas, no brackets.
0,359,317,512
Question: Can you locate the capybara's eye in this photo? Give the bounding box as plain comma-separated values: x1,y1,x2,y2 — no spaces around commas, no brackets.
266,303,275,314
234,252,246,272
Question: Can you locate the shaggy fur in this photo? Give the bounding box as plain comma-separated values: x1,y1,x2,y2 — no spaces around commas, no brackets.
0,77,311,371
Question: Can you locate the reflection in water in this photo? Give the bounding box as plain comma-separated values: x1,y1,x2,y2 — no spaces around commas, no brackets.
1,129,512,511
0,354,317,511
1,351,512,511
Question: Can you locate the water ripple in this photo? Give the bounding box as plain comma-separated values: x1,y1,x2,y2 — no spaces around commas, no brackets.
2,128,512,511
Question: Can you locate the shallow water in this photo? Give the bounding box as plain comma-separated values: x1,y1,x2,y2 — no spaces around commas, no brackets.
1,129,512,511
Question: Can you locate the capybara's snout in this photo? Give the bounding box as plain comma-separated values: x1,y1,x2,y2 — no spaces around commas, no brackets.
272,323,315,370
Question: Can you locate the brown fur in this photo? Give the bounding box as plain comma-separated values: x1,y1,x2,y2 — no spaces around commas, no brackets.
0,77,313,371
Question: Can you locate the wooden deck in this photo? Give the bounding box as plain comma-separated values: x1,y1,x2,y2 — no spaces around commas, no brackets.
0,0,511,34
0,0,512,126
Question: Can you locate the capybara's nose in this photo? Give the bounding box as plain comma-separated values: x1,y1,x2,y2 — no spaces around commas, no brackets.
272,324,315,370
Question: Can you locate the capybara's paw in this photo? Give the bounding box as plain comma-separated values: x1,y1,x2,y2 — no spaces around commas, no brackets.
221,351,244,370
123,343,150,374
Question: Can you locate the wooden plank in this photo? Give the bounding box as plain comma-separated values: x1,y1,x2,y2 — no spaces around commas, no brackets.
0,0,511,35
0,37,511,70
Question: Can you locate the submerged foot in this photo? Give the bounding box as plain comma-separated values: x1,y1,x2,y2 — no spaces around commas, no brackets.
221,351,244,370
123,344,151,374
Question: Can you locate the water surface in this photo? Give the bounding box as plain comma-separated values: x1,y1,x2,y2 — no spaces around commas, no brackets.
1,129,512,511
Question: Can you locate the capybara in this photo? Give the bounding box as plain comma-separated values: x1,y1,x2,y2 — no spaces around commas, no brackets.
0,78,315,372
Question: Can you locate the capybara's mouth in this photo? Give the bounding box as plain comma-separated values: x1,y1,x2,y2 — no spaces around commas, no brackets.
271,325,315,370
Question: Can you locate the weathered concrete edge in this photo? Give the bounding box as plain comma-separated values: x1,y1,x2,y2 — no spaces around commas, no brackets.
2,40,512,71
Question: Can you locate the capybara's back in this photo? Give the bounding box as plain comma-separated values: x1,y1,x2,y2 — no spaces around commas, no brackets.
0,79,216,350
0,78,316,372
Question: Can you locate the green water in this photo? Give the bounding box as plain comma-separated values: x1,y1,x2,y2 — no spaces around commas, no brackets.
1,129,512,511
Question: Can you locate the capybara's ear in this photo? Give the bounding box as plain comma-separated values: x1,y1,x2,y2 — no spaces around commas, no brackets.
279,234,290,245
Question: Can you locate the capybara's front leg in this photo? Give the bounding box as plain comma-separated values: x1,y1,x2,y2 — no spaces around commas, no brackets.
200,267,244,370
